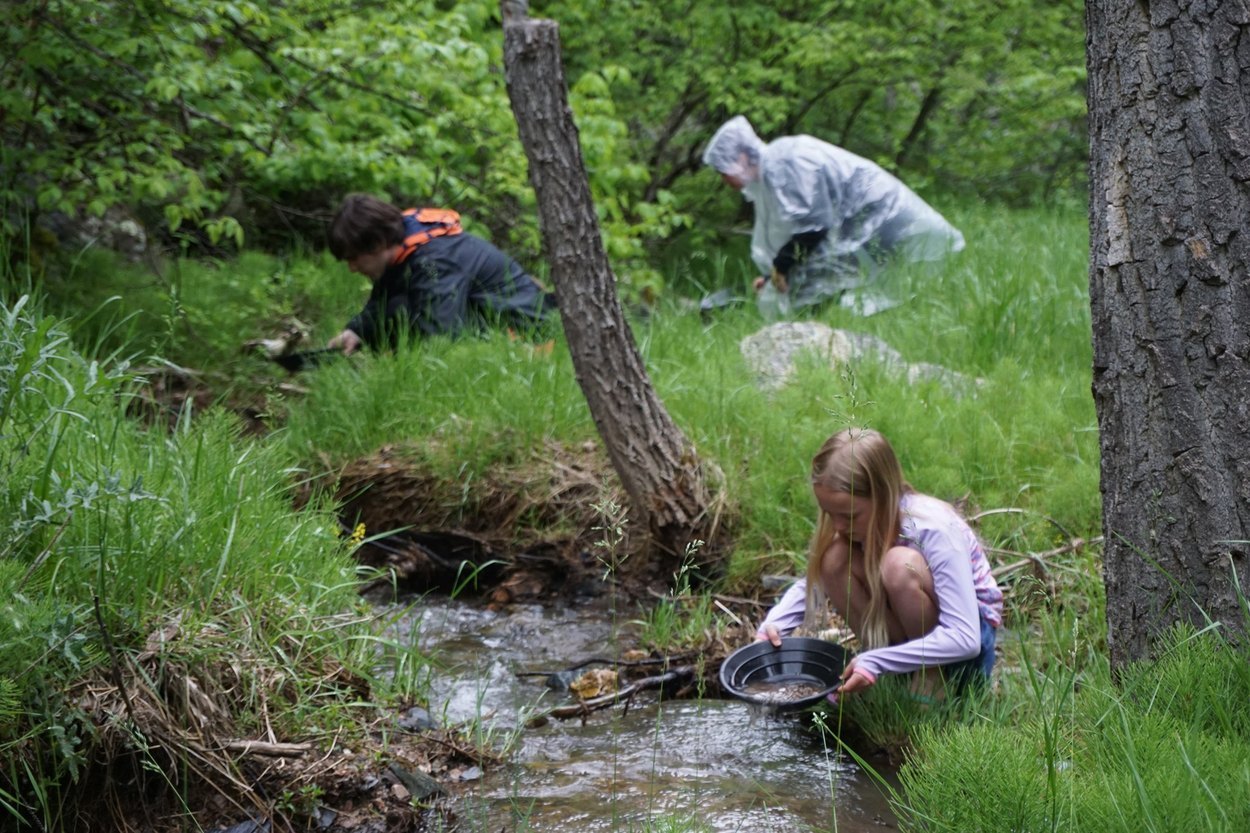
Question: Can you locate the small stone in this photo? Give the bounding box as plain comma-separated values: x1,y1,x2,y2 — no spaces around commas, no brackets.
387,762,445,800
397,706,435,732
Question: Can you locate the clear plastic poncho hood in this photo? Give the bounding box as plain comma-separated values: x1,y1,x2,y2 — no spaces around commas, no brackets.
702,115,765,183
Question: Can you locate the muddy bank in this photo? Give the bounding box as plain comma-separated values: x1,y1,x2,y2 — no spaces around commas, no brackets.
318,440,730,606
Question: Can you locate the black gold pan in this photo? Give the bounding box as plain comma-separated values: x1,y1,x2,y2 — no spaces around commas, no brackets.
719,637,848,711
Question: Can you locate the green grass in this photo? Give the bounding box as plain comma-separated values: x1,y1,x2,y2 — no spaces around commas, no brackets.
897,621,1250,833
632,542,720,651
25,203,1099,577
0,297,429,828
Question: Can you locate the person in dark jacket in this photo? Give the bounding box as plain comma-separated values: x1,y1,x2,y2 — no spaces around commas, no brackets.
326,193,555,354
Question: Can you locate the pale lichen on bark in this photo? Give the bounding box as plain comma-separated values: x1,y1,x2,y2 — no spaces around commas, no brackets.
1105,145,1133,266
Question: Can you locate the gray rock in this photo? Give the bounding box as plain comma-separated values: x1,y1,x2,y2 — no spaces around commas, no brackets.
739,322,978,395
387,762,445,800
78,207,148,260
397,706,436,732
209,820,270,833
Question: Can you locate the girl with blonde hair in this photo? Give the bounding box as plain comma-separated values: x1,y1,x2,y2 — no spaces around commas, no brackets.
757,427,1003,696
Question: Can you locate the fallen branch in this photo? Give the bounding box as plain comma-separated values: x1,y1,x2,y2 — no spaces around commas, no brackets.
421,731,503,767
546,666,695,720
220,740,311,758
713,598,746,630
992,536,1103,580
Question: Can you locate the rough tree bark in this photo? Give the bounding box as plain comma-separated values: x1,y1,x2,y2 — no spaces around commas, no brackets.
1087,1,1250,668
500,4,713,565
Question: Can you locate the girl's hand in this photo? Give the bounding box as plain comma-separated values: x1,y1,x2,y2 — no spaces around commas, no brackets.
837,658,876,695
754,624,783,647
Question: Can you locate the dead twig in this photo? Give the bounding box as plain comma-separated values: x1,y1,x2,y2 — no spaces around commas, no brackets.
545,667,695,720
421,731,503,767
992,536,1103,580
220,740,311,758
712,598,746,630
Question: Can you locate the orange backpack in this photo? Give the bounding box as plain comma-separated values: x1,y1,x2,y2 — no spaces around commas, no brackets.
391,208,464,264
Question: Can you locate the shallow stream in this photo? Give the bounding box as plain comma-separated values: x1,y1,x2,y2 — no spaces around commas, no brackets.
386,595,900,832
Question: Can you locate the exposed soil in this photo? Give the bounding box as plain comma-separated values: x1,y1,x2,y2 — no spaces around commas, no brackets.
129,365,714,600
57,724,481,833
315,439,697,606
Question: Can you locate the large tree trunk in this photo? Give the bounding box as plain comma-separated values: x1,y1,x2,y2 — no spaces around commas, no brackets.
501,6,713,566
1087,2,1250,669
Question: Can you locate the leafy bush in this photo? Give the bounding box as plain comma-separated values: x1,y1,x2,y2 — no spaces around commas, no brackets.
3,0,688,297
5,0,1084,300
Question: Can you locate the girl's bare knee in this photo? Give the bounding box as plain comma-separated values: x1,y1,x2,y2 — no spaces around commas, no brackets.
880,546,932,594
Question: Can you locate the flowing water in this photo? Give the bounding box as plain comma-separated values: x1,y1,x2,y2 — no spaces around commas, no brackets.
385,594,899,832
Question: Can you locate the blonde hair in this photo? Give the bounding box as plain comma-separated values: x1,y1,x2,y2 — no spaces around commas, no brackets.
803,427,912,649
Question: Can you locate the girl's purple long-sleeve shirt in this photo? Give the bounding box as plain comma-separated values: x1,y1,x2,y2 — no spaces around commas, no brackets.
758,493,1003,679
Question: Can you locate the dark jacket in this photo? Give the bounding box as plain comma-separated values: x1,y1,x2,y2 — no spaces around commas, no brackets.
347,212,554,349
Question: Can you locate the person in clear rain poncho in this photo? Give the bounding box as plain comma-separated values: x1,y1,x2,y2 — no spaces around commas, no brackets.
703,116,965,317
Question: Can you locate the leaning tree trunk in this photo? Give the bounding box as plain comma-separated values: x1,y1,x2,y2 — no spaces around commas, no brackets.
501,5,712,565
1087,2,1250,669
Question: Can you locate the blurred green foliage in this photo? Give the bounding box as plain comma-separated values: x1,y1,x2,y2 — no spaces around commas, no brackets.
4,0,1084,296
